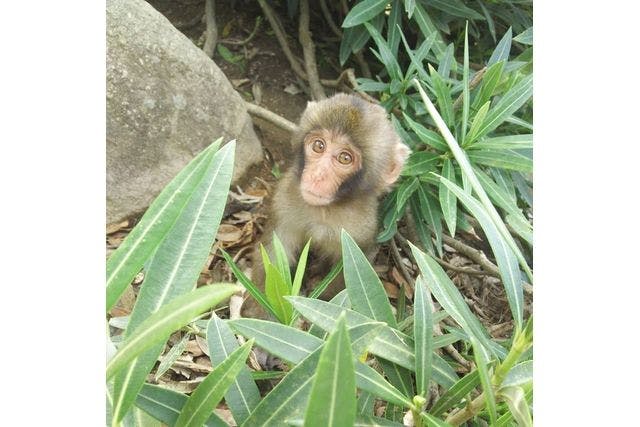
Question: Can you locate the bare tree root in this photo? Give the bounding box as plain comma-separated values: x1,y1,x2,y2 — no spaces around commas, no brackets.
319,0,342,38
299,0,326,100
219,16,262,46
202,0,218,58
257,0,307,81
245,102,297,134
354,51,373,79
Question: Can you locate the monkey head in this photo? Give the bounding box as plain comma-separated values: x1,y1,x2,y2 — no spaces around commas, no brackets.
292,93,410,206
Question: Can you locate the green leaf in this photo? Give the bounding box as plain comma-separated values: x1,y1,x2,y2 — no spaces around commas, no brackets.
498,386,533,427
304,314,357,427
342,230,397,327
473,167,522,218
387,0,402,56
364,22,402,81
409,244,496,357
506,213,533,246
308,260,344,299
468,149,532,172
437,43,455,80
242,348,321,426
154,333,189,381
472,74,533,140
412,4,446,56
514,26,533,45
414,276,434,397
357,78,390,93
217,44,243,63
409,196,434,255
461,23,470,145
464,101,491,146
430,370,480,416
357,391,375,415
502,360,533,388
106,139,220,311
470,134,533,150
396,177,420,212
207,315,260,425
428,0,484,20
439,160,457,236
107,284,241,380
340,25,371,65
228,318,322,364
488,27,512,66
419,412,450,427
291,238,311,297
401,30,437,82
438,177,524,331
428,65,454,128
402,113,448,152
342,0,389,28
220,249,278,319
356,363,413,408
470,336,497,424
471,60,504,113
111,141,236,423
287,297,413,370
404,0,416,18
135,384,226,427
264,260,293,323
401,151,440,176
416,185,443,257
175,340,253,427
272,233,292,287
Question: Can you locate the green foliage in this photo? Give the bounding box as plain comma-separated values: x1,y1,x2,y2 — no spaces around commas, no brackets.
106,140,243,424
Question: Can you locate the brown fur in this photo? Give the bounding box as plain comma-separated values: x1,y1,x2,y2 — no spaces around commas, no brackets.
242,94,409,319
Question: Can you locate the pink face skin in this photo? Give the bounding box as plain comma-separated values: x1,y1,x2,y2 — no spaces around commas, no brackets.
299,129,362,206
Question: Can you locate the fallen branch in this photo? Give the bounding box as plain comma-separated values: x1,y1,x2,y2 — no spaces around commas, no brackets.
202,0,218,59
319,0,342,38
245,102,297,134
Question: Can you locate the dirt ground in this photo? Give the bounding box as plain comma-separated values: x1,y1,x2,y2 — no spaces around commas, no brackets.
107,0,531,406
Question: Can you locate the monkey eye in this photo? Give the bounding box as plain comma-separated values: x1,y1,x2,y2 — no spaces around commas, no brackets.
312,139,325,153
337,151,353,165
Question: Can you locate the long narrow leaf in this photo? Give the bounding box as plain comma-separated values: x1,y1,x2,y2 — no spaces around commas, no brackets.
470,336,497,424
439,159,457,236
135,384,226,427
342,230,397,327
107,284,241,380
175,340,253,427
106,139,219,311
304,314,356,427
488,28,512,66
413,79,532,282
414,276,434,396
207,314,260,425
342,0,389,28
430,370,480,416
409,244,497,357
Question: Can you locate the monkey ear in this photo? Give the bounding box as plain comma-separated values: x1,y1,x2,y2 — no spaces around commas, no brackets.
383,142,411,187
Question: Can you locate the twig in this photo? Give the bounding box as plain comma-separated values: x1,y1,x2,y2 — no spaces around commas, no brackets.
218,16,262,46
434,257,489,276
446,393,486,426
257,0,307,81
319,0,342,37
441,234,500,277
245,102,298,133
390,237,414,289
452,67,487,110
299,0,326,100
202,0,218,59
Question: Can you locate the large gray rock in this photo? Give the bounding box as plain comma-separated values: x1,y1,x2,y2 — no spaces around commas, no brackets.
107,0,262,225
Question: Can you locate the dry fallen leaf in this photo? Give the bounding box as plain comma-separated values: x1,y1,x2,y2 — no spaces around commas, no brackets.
216,224,243,243
106,220,129,235
186,339,205,357
383,281,399,299
195,335,210,356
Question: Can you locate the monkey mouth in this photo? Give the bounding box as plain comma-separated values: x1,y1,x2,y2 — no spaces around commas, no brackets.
300,188,334,206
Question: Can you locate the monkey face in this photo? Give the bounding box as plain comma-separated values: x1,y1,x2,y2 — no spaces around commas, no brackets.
299,129,362,206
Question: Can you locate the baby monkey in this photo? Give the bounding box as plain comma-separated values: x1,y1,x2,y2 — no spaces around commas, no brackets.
243,93,410,318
